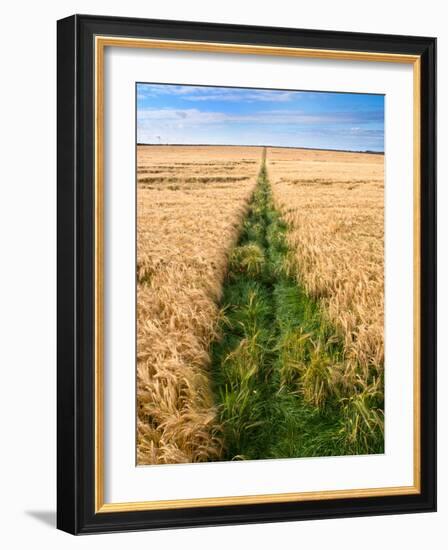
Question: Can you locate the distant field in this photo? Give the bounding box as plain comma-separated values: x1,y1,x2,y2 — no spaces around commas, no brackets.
137,145,385,465
136,145,262,465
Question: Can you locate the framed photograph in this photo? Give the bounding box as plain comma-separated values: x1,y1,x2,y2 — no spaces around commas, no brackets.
57,14,436,534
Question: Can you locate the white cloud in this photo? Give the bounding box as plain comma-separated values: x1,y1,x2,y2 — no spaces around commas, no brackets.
137,108,227,124
136,107,350,127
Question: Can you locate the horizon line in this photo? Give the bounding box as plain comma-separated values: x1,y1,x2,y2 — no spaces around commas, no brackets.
136,143,385,155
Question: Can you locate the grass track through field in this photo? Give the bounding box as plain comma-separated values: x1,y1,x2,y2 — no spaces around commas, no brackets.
211,148,384,460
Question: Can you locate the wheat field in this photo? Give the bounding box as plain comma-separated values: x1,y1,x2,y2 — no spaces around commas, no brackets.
136,145,262,465
137,145,385,463
267,148,384,392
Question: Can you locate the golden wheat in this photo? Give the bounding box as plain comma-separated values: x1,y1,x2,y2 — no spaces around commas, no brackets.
267,147,384,386
137,145,262,465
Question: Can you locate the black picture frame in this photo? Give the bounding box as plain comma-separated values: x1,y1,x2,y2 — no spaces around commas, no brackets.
57,14,436,535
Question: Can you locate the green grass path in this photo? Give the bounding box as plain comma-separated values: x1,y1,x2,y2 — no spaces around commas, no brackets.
210,149,384,461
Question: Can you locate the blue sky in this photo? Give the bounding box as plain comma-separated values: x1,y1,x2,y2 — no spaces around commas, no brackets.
137,84,384,152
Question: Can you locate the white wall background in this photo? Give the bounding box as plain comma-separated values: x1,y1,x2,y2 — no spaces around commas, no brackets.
0,1,444,547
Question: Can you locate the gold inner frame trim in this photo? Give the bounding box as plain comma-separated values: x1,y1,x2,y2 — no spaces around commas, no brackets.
94,35,421,514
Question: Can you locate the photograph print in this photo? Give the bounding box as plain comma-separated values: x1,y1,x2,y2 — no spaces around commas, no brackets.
135,83,385,466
